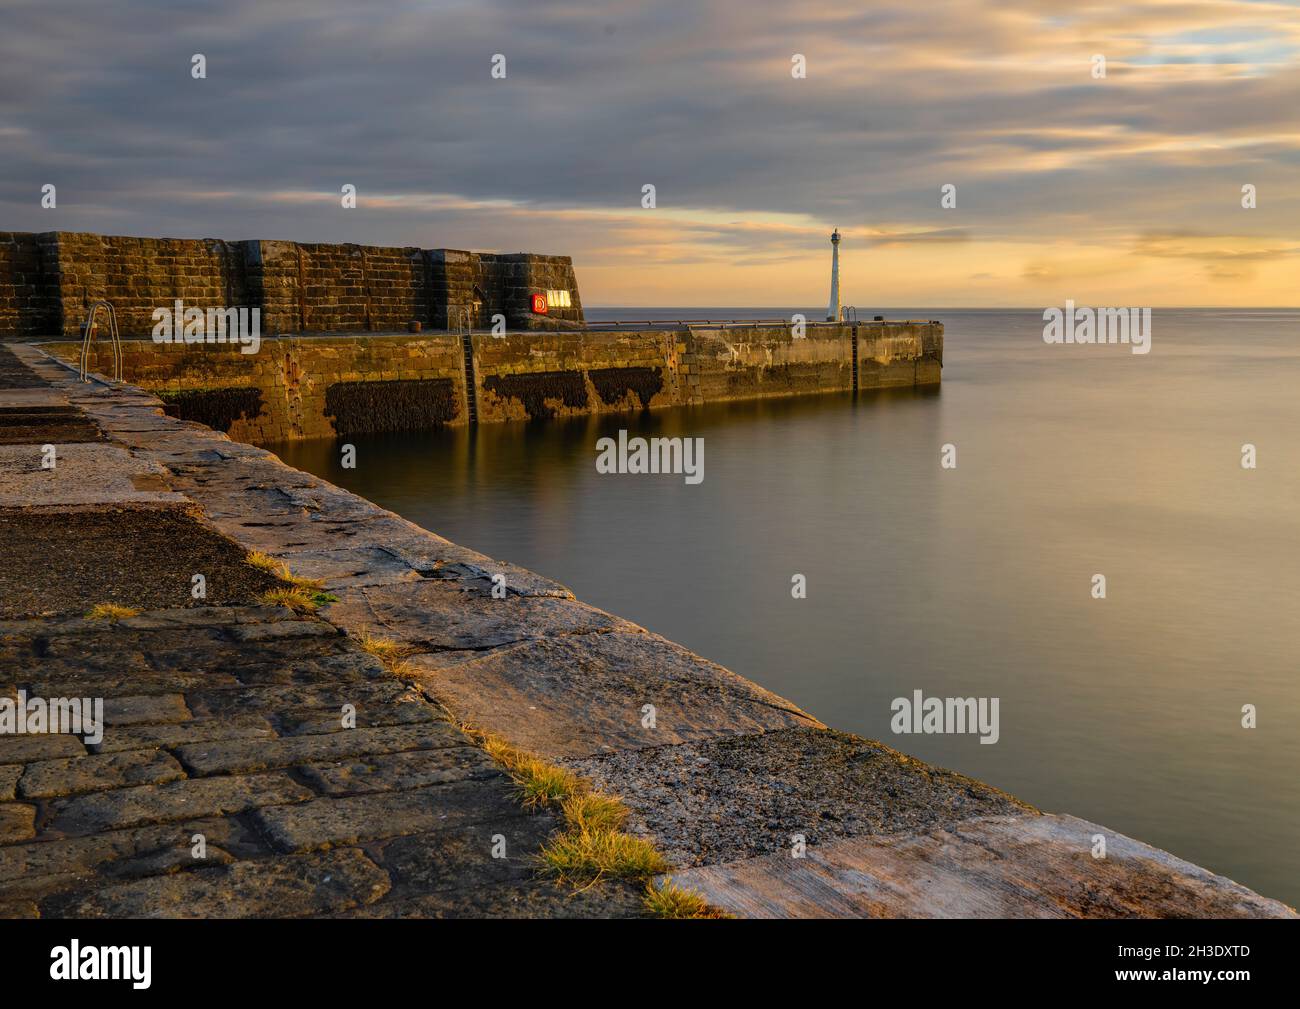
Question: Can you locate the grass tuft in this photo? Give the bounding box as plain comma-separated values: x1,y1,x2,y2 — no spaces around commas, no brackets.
357,631,411,662
643,878,731,919
245,550,290,580
453,719,710,904
246,551,332,596
259,585,321,613
540,827,668,886
562,792,628,835
85,602,140,622
479,733,583,808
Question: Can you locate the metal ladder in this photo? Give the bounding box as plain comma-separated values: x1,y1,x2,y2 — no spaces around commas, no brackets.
78,301,123,383
457,307,478,424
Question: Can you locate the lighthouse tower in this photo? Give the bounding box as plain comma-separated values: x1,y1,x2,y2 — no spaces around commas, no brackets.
826,228,841,322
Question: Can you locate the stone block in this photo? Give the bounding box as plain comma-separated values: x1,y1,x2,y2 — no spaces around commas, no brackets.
174,722,467,776
48,847,390,918
93,714,276,753
48,772,312,834
296,746,499,795
19,749,186,799
251,780,523,852
0,803,36,842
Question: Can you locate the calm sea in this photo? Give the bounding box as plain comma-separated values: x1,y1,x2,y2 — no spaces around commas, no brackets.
269,307,1300,906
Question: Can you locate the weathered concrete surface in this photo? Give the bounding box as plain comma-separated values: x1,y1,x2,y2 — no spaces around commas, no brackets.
665,814,1298,919
1,342,1292,919
564,727,1030,866
0,506,284,619
0,443,183,508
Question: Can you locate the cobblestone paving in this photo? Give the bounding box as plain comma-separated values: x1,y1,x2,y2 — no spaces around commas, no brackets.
0,607,641,918
0,350,640,918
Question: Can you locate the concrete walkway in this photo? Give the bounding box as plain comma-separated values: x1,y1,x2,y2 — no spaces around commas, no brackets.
1,343,1293,918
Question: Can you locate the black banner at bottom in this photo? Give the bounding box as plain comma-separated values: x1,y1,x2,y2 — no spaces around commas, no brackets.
0,917,1287,995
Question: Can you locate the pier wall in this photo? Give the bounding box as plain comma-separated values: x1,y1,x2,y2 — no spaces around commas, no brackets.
0,232,60,337
46,320,943,442
0,231,583,339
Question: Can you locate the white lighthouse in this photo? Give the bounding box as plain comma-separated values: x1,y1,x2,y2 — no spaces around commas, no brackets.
826,228,841,322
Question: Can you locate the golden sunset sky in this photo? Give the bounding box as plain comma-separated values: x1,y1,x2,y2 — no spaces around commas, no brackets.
3,0,1297,305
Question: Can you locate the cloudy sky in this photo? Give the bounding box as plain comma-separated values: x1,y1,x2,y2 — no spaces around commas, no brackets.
3,0,1298,306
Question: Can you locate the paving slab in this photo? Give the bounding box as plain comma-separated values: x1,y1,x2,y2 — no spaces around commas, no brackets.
0,816,266,885
102,693,191,726
46,847,392,918
47,772,313,835
263,545,425,588
251,779,525,853
19,749,187,799
407,631,822,759
173,721,467,776
182,680,417,719
666,814,1300,919
0,443,183,507
0,388,70,409
370,823,546,897
0,734,86,764
297,747,499,795
91,714,276,754
324,579,637,651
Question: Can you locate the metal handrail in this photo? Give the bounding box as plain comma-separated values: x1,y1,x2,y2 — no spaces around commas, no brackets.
79,301,123,383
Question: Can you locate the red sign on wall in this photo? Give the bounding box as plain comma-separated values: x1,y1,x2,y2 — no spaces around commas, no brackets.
531,293,548,314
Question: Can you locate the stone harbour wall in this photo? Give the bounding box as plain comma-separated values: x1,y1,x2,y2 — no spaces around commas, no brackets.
0,231,584,339
0,232,60,337
47,320,943,443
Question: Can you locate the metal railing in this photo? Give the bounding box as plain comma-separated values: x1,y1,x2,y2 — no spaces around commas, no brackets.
78,301,123,383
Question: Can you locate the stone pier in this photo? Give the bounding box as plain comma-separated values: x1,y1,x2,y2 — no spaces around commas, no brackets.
0,345,1293,919
2,230,942,442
